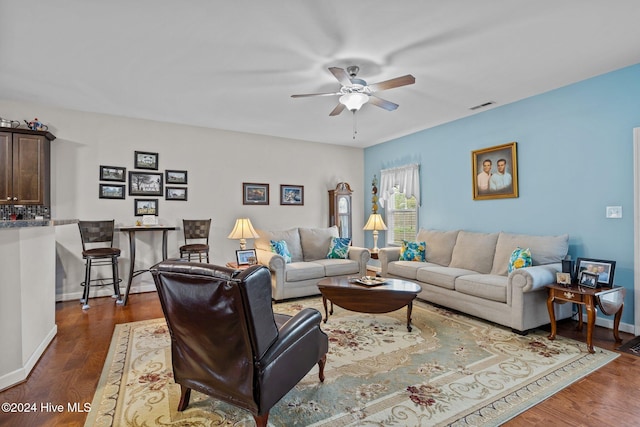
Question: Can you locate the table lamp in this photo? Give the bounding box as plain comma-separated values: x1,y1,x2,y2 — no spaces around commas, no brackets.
363,213,387,253
227,218,259,250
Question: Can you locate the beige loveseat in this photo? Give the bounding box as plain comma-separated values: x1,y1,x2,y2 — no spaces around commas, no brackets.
255,226,370,301
379,229,572,333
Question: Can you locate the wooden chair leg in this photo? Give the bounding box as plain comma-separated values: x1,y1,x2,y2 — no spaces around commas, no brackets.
177,385,191,411
253,412,269,427
318,354,327,382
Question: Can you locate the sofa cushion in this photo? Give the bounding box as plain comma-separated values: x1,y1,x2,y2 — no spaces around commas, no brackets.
508,247,532,273
256,228,303,262
416,266,478,290
270,240,292,263
490,232,569,276
284,262,325,282
327,236,351,259
449,231,499,274
415,229,460,266
388,260,437,279
454,274,508,303
299,226,340,261
314,259,361,276
400,240,426,261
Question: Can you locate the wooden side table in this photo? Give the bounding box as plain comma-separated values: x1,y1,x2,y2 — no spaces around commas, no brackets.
546,283,625,353
226,262,251,270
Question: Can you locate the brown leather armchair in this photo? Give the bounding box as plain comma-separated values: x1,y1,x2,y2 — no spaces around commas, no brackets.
151,261,328,427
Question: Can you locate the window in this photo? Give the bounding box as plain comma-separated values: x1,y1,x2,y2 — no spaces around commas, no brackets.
378,164,420,245
386,186,418,245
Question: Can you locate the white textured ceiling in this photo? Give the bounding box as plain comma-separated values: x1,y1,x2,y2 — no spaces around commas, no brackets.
1,1,640,148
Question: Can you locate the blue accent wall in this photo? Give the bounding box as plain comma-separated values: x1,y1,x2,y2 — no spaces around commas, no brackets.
365,63,640,325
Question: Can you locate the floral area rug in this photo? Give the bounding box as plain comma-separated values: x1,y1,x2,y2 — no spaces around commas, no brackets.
85,298,618,426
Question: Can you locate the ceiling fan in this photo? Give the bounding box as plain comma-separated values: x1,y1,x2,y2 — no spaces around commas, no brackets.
291,66,416,116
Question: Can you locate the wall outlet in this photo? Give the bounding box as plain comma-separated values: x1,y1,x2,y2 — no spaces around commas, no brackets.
606,206,622,218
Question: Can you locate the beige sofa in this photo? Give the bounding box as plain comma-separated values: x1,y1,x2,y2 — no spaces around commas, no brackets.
255,226,370,301
379,229,572,333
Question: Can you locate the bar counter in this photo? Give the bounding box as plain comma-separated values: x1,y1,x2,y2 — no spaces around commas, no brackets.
0,219,78,390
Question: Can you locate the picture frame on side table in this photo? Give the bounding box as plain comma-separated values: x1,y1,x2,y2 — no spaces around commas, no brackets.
243,183,269,205
166,170,188,184
575,257,616,287
472,142,518,201
556,272,571,286
134,198,158,216
280,184,304,205
99,165,126,182
129,171,163,196
166,186,187,201
579,271,599,289
236,249,257,266
99,184,125,199
134,151,159,170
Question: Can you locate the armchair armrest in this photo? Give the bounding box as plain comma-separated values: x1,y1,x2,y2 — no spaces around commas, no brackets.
509,263,562,292
348,246,371,276
378,247,401,276
260,308,326,366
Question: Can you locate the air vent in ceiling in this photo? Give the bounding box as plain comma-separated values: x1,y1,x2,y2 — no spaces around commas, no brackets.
469,101,496,111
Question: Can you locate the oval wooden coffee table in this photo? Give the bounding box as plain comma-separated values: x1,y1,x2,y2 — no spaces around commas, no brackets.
317,277,422,332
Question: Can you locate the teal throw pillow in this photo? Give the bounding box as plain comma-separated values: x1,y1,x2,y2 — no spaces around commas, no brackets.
508,247,532,273
400,240,426,262
327,237,351,259
270,240,292,263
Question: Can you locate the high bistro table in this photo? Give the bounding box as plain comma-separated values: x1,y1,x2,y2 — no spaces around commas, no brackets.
117,225,176,305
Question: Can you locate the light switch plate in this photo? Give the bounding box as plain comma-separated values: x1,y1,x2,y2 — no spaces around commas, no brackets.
606,206,622,218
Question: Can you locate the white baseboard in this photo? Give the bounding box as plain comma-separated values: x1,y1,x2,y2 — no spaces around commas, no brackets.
0,325,57,391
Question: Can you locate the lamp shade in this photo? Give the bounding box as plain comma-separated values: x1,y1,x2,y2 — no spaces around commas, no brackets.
339,92,369,111
363,213,388,231
227,218,259,250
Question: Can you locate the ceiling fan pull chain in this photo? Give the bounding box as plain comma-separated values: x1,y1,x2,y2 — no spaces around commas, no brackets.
352,110,357,139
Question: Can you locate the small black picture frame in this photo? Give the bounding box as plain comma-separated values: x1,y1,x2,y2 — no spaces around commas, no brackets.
236,249,257,266
166,186,187,201
99,184,125,199
129,171,163,196
579,271,599,289
99,165,126,182
166,170,188,184
134,198,158,216
134,151,159,170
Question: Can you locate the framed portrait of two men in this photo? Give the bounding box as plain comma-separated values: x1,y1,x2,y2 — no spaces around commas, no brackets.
472,142,518,200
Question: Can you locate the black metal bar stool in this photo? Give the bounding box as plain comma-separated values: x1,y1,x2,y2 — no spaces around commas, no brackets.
179,219,211,262
78,220,122,310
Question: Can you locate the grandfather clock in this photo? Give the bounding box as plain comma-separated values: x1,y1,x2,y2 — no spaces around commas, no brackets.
329,182,352,239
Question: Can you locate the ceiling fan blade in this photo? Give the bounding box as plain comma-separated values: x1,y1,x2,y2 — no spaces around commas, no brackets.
329,103,346,116
369,96,399,111
291,92,339,98
328,67,353,87
368,74,416,92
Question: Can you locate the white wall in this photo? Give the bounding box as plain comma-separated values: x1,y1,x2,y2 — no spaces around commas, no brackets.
0,100,364,301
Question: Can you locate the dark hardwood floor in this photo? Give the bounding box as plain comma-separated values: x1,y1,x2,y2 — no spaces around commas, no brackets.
1,292,639,427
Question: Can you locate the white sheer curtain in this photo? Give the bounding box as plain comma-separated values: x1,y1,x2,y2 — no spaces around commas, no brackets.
378,163,420,207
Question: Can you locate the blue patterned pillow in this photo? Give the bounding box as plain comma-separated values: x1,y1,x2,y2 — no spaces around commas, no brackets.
400,240,426,262
508,247,532,273
327,237,351,259
270,240,292,263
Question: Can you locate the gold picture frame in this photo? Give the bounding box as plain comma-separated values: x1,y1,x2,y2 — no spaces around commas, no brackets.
472,142,518,200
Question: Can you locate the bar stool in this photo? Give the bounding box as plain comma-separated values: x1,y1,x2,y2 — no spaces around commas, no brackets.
78,220,122,310
179,219,211,262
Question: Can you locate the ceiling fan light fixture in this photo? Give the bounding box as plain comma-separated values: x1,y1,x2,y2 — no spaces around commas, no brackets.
339,92,369,111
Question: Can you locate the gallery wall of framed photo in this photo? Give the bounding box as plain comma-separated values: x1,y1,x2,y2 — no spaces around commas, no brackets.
97,151,188,215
